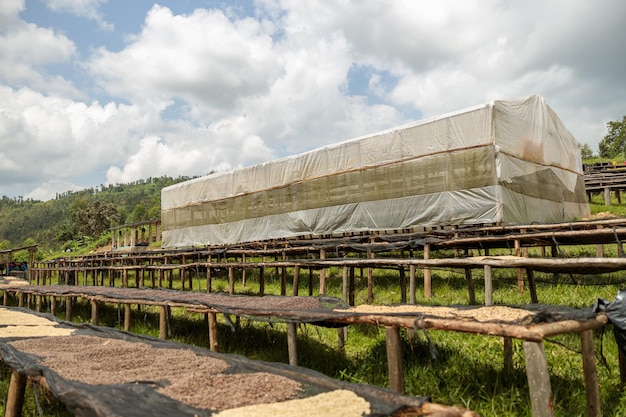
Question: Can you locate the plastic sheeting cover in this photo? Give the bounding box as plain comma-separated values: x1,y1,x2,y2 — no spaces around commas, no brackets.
161,94,590,247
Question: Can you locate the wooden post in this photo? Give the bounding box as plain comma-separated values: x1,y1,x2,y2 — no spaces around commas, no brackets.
596,225,605,257
206,264,212,293
409,264,416,305
603,187,611,206
228,267,235,295
308,268,314,297
50,296,57,316
349,267,355,306
367,248,374,304
281,251,287,296
292,265,300,296
259,266,265,296
580,330,601,417
423,244,432,298
503,337,513,373
484,265,493,306
515,237,524,293
465,267,476,305
66,297,73,321
5,370,27,417
523,340,554,417
342,266,348,304
319,248,327,295
91,300,100,325
399,266,406,303
385,326,405,393
208,312,219,352
124,304,131,332
527,269,539,304
241,254,247,288
159,305,169,339
287,322,298,366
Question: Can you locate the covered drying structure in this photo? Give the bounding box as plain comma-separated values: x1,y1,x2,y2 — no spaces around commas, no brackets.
161,94,589,247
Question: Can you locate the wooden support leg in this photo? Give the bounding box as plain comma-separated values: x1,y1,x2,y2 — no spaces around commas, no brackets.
287,322,298,366
50,296,57,316
292,265,300,297
91,300,100,325
385,326,405,393
399,266,406,303
337,327,346,353
527,269,539,304
228,267,235,295
465,267,476,305
580,330,602,417
5,370,27,417
409,265,416,305
259,267,265,296
503,337,513,374
423,244,432,299
159,305,169,339
349,267,355,306
523,340,554,417
342,266,348,303
66,297,73,321
124,304,131,332
208,312,219,352
484,265,493,306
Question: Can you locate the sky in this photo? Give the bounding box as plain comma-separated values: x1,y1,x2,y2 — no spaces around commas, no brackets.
1,0,625,201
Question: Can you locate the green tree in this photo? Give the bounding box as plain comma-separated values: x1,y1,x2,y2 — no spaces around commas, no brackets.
598,116,626,158
72,201,120,238
580,143,594,159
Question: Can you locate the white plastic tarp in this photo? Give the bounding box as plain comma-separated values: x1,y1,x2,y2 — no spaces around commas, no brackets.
161,94,589,248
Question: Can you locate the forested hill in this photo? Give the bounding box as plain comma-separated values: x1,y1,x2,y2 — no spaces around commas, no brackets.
0,176,194,253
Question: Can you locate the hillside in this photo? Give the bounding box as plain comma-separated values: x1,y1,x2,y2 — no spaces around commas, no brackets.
0,176,194,253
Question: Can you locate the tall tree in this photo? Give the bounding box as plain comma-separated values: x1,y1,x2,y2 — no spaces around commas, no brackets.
598,116,626,158
72,201,120,238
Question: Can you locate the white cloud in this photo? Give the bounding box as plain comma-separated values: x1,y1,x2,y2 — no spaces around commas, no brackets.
87,5,279,111
1,0,626,200
46,0,113,30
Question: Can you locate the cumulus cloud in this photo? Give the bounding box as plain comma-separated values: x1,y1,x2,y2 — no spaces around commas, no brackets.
1,0,626,201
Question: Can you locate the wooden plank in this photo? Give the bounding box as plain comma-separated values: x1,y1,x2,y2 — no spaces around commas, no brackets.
523,340,554,417
385,326,405,393
580,329,601,417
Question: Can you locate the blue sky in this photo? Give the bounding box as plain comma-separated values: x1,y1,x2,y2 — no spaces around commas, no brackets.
1,0,625,200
